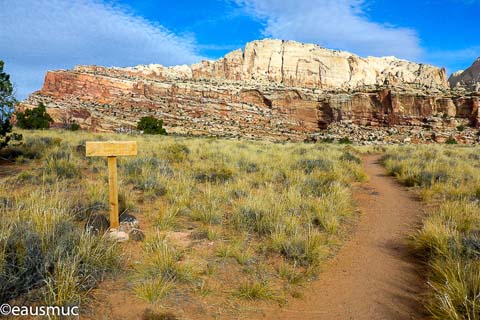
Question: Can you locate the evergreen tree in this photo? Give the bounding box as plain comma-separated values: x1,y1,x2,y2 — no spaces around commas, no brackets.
137,116,167,135
16,102,53,129
0,60,17,149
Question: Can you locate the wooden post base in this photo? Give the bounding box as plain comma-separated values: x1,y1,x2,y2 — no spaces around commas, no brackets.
107,156,119,229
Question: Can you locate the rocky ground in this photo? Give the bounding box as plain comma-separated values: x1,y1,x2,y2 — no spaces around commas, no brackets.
309,121,480,145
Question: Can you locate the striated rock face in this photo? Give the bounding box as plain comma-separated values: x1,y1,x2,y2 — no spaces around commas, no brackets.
18,39,480,142
449,58,480,92
190,40,449,90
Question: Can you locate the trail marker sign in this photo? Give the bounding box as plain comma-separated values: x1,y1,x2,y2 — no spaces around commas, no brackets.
86,141,138,229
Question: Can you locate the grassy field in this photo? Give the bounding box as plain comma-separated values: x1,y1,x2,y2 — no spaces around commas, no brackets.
0,129,366,317
382,146,480,320
5,129,477,319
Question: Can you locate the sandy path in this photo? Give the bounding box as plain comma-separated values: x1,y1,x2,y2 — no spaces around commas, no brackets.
262,155,427,320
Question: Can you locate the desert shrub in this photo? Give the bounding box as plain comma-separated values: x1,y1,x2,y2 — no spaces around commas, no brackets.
12,170,39,184
133,176,167,197
2,136,61,161
123,157,173,177
163,143,189,163
445,136,457,144
0,224,44,302
194,165,233,183
137,116,167,135
16,103,53,129
340,151,361,164
25,136,62,149
68,121,80,131
44,157,80,179
461,235,480,259
320,137,334,143
233,206,266,233
122,157,171,198
0,186,120,304
270,230,326,266
300,174,337,197
383,145,480,319
237,159,259,173
70,199,106,221
294,158,333,173
338,137,352,144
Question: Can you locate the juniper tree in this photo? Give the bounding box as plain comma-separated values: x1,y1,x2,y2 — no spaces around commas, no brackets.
0,60,17,149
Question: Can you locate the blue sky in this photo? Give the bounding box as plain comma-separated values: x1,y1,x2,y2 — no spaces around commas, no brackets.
1,0,479,98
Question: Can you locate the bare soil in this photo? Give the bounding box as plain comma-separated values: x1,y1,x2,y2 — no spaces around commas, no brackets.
261,155,427,320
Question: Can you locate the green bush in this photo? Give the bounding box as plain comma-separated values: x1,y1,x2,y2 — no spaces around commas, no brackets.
0,60,17,149
445,137,457,145
338,137,353,144
16,103,53,129
68,122,80,131
294,158,333,173
137,116,167,135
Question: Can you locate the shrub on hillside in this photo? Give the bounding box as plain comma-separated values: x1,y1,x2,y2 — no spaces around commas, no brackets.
445,136,457,144
137,116,167,135
16,103,53,129
338,137,353,144
68,121,80,131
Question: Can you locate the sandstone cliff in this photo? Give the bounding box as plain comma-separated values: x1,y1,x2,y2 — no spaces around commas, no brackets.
18,39,480,142
107,39,449,90
449,57,480,92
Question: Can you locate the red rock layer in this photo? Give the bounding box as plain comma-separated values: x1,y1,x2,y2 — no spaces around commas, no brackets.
18,67,479,141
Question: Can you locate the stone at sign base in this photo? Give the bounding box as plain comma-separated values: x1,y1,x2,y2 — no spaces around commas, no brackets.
108,229,129,242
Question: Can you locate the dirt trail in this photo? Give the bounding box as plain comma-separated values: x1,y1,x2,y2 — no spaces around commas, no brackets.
263,155,426,320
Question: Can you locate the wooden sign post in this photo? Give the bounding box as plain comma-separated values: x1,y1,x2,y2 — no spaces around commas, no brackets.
86,141,138,229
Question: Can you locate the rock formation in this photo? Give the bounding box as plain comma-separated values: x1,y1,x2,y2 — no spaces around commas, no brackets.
449,57,480,92
18,39,480,143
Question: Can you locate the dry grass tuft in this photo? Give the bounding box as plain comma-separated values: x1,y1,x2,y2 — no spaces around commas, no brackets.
383,145,480,320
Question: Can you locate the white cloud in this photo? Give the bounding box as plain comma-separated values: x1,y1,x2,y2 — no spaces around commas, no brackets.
0,0,203,98
236,0,423,61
